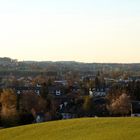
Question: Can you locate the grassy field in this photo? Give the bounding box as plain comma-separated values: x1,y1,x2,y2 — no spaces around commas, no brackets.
0,117,140,140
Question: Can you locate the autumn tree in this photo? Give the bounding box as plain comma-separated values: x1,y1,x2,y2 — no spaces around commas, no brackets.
32,75,46,86
83,96,93,116
17,92,48,125
20,92,47,113
107,93,131,116
0,89,19,126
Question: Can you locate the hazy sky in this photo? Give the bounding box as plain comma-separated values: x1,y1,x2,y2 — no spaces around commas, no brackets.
0,0,140,63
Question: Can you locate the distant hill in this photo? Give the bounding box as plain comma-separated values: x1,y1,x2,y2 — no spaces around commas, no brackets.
0,118,140,140
0,57,140,76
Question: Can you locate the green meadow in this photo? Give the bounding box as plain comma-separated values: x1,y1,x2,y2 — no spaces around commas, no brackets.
0,118,140,140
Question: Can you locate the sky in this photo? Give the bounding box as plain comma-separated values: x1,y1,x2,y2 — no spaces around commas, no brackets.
0,0,140,63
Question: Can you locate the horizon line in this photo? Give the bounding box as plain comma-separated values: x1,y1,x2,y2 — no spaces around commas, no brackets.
1,57,140,64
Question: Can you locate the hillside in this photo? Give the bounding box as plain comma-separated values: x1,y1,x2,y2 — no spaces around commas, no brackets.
0,118,140,140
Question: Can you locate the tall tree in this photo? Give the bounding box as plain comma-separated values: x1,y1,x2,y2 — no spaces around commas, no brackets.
0,89,19,126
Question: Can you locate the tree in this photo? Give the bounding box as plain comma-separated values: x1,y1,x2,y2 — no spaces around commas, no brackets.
20,92,47,113
40,82,49,99
18,92,48,125
0,89,19,126
83,96,93,116
32,75,46,85
107,93,131,116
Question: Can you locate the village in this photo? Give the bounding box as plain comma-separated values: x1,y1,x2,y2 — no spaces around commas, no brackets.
0,59,140,127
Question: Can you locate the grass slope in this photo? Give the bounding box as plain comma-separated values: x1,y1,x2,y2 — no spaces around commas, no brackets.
0,118,140,140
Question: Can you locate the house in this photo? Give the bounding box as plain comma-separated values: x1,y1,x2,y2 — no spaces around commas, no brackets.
10,86,41,95
93,91,107,97
54,80,68,86
59,101,76,119
90,88,107,97
48,85,65,96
